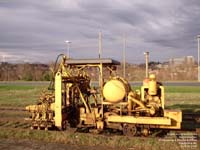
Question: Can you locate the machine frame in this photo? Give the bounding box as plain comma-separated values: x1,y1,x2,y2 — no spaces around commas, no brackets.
26,55,182,136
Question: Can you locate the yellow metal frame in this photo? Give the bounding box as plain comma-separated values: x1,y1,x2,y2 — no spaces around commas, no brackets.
161,109,182,129
54,72,62,129
107,109,182,129
107,115,171,125
53,58,120,128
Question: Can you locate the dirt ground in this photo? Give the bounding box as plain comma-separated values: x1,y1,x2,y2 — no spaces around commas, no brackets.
0,138,116,150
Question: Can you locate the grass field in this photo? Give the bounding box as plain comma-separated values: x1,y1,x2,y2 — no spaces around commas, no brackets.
0,82,200,108
164,86,200,112
0,82,199,149
0,83,46,107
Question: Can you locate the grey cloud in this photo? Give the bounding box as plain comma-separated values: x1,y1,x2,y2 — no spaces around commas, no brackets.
0,0,200,63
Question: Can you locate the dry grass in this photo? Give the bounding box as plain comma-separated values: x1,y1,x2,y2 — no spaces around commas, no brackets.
0,128,189,150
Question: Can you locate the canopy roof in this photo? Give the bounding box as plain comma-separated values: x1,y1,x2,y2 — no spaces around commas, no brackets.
65,58,120,66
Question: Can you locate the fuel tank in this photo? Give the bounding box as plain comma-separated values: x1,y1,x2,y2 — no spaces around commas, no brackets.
103,77,130,103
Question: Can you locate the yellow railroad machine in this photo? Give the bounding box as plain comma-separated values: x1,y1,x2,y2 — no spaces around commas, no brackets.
26,54,182,136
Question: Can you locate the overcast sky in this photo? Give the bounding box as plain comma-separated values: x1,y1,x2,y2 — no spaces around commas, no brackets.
0,0,200,63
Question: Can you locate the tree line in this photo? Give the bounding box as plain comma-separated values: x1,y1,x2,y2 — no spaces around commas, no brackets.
0,61,197,81
0,62,51,81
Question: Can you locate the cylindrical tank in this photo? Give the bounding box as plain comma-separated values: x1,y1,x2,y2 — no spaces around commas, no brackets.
103,77,130,103
148,74,157,95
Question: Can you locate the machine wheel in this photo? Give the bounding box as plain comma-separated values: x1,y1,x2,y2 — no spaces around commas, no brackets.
123,124,137,136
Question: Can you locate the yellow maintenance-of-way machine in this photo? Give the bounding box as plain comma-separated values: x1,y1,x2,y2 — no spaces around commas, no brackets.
25,54,182,136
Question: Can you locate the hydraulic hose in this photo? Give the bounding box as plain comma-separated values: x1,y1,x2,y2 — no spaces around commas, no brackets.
48,54,64,90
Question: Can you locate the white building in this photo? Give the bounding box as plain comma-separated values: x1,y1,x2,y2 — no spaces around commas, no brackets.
169,56,195,66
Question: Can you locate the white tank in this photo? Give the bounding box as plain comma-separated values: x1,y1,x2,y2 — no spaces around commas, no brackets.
103,78,129,103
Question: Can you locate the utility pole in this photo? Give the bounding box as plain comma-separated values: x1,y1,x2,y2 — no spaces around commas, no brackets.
198,35,200,82
144,52,149,78
123,34,126,78
2,55,5,62
98,32,102,59
65,40,71,58
98,31,103,96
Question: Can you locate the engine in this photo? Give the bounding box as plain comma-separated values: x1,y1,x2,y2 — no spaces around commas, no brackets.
102,75,163,117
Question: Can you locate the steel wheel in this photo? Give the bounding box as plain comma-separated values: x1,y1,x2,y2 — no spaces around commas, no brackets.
123,124,137,136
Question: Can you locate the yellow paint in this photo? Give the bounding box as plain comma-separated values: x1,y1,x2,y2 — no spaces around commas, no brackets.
25,56,182,132
148,77,157,95
54,72,62,129
107,115,171,125
103,79,126,103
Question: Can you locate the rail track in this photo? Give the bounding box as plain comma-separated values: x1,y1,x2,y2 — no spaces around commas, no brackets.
0,120,30,129
0,106,30,129
0,106,200,135
0,106,26,111
181,112,200,134
183,112,200,122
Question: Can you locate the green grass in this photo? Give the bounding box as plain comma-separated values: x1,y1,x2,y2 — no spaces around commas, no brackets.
165,86,200,93
0,84,46,107
0,83,200,110
165,93,200,111
133,86,200,93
